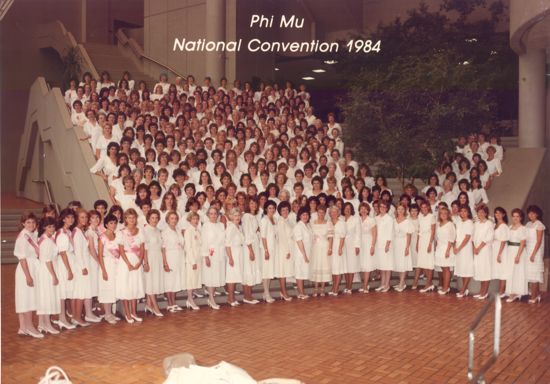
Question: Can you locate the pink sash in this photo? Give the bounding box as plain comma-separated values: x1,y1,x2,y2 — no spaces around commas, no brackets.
19,231,39,258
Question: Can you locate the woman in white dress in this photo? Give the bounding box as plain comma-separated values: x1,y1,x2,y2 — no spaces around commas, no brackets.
310,205,333,296
506,209,528,302
525,205,545,304
473,205,494,300
392,204,413,292
183,212,202,310
434,206,456,295
416,201,436,292
343,202,361,294
241,199,262,304
86,211,102,315
201,207,226,310
454,206,474,298
375,201,394,292
491,207,509,298
409,204,420,288
162,211,184,312
97,214,120,324
260,200,278,303
225,207,245,306
36,218,60,335
143,210,164,317
275,201,295,301
358,203,376,293
116,208,146,323
329,206,346,295
55,209,77,330
293,207,313,299
14,213,42,338
71,209,96,326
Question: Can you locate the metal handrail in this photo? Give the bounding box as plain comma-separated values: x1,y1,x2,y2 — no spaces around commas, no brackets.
467,293,502,383
115,29,186,80
32,179,59,214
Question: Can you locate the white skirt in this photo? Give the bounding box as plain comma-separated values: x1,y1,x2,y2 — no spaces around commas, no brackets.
185,262,202,290
15,258,38,313
72,266,92,300
393,237,412,272
294,249,310,280
435,244,455,268
410,234,419,268
506,247,528,296
164,249,182,293
225,245,244,284
416,234,434,270
243,244,262,285
36,260,60,315
526,244,544,283
88,258,100,297
376,245,394,271
260,245,276,280
310,239,331,282
491,242,510,280
359,238,375,273
473,247,492,281
98,257,117,303
57,256,74,300
115,253,145,300
455,246,474,278
145,248,164,295
202,252,225,288
344,237,360,273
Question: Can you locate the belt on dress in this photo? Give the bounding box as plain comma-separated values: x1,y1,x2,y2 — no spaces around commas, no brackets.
507,241,520,246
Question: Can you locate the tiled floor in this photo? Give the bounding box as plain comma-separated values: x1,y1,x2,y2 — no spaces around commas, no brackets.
2,264,549,384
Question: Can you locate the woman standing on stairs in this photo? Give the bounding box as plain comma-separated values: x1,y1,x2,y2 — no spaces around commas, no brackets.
14,212,43,338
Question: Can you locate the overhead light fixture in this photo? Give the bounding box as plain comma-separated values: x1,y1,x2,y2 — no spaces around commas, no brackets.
274,67,280,71
312,69,326,73
302,76,315,80
323,60,338,65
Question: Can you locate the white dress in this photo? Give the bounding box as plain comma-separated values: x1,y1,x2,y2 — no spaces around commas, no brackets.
115,228,145,300
292,221,313,280
343,216,361,273
525,220,545,283
56,229,75,300
332,218,349,274
375,214,394,271
162,227,184,292
409,218,419,268
473,220,494,281
183,225,202,289
274,216,295,279
455,220,474,278
85,227,100,297
435,221,456,268
242,213,262,284
201,221,226,287
14,229,39,313
491,224,510,280
393,218,414,272
225,222,245,284
417,213,436,269
72,227,93,299
143,225,164,295
98,233,119,304
310,221,332,282
506,226,528,296
259,216,277,279
36,235,60,315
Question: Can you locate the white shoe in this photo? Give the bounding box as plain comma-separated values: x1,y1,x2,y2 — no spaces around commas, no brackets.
193,291,204,298
374,286,384,292
419,285,435,293
57,320,76,330
208,299,220,310
475,293,488,300
105,315,117,325
172,305,183,312
456,289,469,298
25,329,45,339
84,315,101,323
437,288,450,295
131,314,143,322
229,301,240,307
243,298,259,305
185,300,200,310
71,319,90,327
263,295,275,303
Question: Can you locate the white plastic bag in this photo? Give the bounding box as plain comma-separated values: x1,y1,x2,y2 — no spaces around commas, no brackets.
38,366,72,384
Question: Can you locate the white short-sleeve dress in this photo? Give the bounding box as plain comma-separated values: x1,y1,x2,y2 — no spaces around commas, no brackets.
292,221,313,280
143,224,164,295
162,226,184,292
183,224,202,289
72,227,93,300
310,221,332,282
14,229,39,313
506,226,528,296
491,223,509,280
455,219,474,277
242,213,262,284
115,228,145,300
473,220,494,281
98,232,119,304
525,220,545,283
225,222,245,284
259,216,277,279
344,216,361,273
417,213,436,270
393,218,414,272
332,218,349,274
85,227,100,297
201,221,226,287
274,216,295,279
36,235,60,315
375,214,394,271
435,221,456,268
56,229,75,300
409,218,419,268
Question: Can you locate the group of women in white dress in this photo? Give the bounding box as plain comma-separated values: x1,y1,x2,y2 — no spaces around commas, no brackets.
14,71,546,339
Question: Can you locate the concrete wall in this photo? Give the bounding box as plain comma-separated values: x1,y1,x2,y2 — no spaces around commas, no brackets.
86,0,144,44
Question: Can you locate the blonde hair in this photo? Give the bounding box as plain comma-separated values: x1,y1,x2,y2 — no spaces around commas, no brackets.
187,211,200,222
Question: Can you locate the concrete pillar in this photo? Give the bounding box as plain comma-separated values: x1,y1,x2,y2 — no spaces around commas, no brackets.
80,0,86,43
518,49,546,148
205,0,226,85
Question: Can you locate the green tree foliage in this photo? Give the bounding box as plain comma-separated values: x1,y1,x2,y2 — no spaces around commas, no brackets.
337,0,516,183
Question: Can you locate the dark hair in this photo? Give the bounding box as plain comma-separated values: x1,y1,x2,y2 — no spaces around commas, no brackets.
277,201,291,215
94,200,108,210
476,204,489,217
108,205,124,223
458,204,473,219
41,217,56,229
263,199,277,215
511,208,525,223
343,201,355,216
526,205,543,221
103,213,118,227
297,206,310,222
57,208,75,229
494,207,508,224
